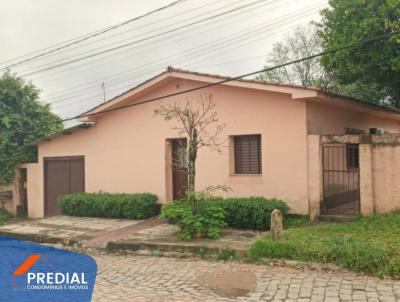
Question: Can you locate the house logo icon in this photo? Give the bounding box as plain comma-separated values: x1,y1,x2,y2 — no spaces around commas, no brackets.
11,253,88,290
12,254,42,289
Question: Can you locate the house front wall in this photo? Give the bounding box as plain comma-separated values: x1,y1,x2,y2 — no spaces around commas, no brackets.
306,101,400,135
27,78,310,218
305,103,400,220
26,78,400,219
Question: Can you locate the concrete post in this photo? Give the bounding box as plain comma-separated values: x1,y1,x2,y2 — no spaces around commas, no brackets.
307,135,321,221
359,144,374,215
270,209,283,240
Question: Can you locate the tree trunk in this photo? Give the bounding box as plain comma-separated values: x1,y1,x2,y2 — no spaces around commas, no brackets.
187,128,198,212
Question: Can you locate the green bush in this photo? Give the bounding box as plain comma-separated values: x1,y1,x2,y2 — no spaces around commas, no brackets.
0,208,13,225
58,192,158,219
160,201,225,240
219,196,289,230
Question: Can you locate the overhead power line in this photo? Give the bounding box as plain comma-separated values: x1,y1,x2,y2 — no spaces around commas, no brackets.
19,0,225,66
0,0,187,70
32,0,281,87
49,30,398,125
49,3,318,106
19,0,268,77
29,0,267,83
0,26,118,68
45,1,323,107
23,0,256,81
54,8,321,111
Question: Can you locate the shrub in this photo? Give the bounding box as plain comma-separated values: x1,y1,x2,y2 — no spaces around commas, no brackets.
219,196,289,230
0,208,13,225
160,201,225,240
58,192,158,219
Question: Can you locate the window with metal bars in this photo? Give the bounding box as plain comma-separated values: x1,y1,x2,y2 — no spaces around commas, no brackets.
233,134,262,174
346,144,359,169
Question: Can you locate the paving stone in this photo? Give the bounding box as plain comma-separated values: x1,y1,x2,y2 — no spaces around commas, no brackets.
88,254,400,301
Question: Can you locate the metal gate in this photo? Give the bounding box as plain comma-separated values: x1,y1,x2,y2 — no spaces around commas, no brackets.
321,144,360,215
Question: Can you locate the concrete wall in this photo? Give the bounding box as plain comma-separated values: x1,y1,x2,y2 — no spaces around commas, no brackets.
370,137,400,213
0,176,19,214
0,168,24,215
320,134,400,216
27,78,310,218
26,163,42,218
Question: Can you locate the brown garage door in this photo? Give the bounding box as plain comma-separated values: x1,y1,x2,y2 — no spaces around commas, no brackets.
44,156,85,216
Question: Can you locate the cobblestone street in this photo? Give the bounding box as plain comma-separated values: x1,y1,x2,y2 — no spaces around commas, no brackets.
92,254,400,302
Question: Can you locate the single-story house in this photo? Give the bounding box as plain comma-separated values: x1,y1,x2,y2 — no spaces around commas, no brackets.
20,67,400,219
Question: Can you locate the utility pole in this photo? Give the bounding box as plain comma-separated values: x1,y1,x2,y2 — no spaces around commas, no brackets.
101,82,106,103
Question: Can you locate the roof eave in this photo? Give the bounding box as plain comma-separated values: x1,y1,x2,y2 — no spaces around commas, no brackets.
311,92,400,121
78,69,320,122
28,123,94,146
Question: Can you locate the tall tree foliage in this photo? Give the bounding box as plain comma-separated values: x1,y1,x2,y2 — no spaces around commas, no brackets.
256,25,325,86
318,0,400,107
0,72,63,184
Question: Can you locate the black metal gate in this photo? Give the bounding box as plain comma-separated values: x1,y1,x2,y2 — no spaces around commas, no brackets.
321,144,360,215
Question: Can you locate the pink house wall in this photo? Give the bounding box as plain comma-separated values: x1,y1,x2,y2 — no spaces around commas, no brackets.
27,78,310,217
25,76,400,218
307,101,400,134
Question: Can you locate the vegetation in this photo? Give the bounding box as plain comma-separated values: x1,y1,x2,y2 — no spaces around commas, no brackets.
283,214,310,229
257,2,400,108
217,247,238,261
161,191,294,240
249,212,400,276
0,72,63,184
256,24,325,87
160,201,225,240
220,196,289,230
58,192,158,219
318,0,400,108
0,208,12,225
155,94,225,211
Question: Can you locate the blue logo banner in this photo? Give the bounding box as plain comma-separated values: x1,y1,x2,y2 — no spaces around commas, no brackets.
0,236,97,302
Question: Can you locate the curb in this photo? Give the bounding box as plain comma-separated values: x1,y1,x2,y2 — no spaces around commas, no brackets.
106,239,249,257
0,230,81,246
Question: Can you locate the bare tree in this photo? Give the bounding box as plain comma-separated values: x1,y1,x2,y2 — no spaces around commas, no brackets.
154,94,224,210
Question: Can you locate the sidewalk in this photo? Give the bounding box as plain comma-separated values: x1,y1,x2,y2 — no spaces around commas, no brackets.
0,216,142,245
0,215,261,255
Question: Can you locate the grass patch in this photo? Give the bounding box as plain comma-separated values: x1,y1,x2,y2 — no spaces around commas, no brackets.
217,247,238,261
0,208,13,225
283,214,310,229
249,212,400,277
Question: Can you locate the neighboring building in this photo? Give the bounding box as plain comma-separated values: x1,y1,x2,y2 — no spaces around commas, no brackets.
18,68,400,218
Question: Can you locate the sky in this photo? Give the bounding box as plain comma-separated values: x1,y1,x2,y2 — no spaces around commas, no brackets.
0,0,328,123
